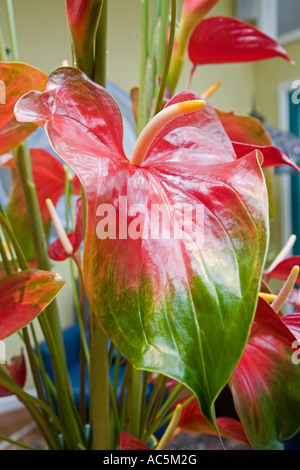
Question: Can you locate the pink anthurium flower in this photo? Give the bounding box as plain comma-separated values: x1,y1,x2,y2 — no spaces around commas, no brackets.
0,149,68,262
120,432,150,450
174,396,251,448
0,270,65,340
230,326,300,450
0,62,47,155
188,16,293,67
48,197,83,261
15,66,269,429
230,268,300,450
264,256,300,285
0,350,26,397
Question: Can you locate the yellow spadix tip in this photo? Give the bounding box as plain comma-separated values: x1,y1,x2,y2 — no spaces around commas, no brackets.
177,99,206,114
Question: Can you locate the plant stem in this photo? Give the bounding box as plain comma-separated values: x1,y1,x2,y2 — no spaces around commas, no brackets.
93,0,107,87
5,0,19,61
154,0,177,115
89,311,110,449
136,0,149,135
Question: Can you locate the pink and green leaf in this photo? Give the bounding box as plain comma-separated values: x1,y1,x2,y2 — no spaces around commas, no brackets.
188,16,293,66
0,270,65,340
15,67,269,428
0,62,47,155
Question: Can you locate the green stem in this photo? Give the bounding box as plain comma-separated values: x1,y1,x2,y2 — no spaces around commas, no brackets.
136,0,149,135
129,365,143,437
89,311,110,449
93,0,107,87
0,23,8,61
154,0,177,115
5,0,19,61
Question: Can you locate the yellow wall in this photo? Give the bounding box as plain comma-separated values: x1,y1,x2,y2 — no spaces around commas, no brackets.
255,39,300,126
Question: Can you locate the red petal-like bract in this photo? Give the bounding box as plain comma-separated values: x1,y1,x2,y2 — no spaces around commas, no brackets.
48,198,83,261
175,396,251,447
233,141,300,173
0,351,26,397
188,16,292,66
15,67,269,429
0,62,47,155
0,270,65,340
230,330,300,450
120,432,150,450
264,256,300,285
254,297,298,350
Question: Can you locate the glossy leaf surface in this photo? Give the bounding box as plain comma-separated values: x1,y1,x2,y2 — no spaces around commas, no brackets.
188,16,292,66
0,270,65,339
15,67,269,427
0,62,47,155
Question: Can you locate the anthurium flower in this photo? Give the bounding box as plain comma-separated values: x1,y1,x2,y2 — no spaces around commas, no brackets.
15,66,269,429
66,0,103,77
0,149,67,262
0,350,26,397
230,326,300,450
48,197,83,261
0,270,65,339
173,396,251,448
264,256,300,285
0,62,47,155
120,432,150,450
188,16,293,67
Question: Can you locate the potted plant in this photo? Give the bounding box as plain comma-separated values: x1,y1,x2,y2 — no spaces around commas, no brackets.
0,0,299,451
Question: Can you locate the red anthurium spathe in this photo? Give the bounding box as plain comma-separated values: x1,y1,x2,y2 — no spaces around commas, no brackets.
188,16,293,67
0,270,65,340
48,198,83,261
15,66,269,429
174,396,251,448
120,432,150,450
0,62,47,155
264,256,300,285
0,351,26,397
66,0,103,77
